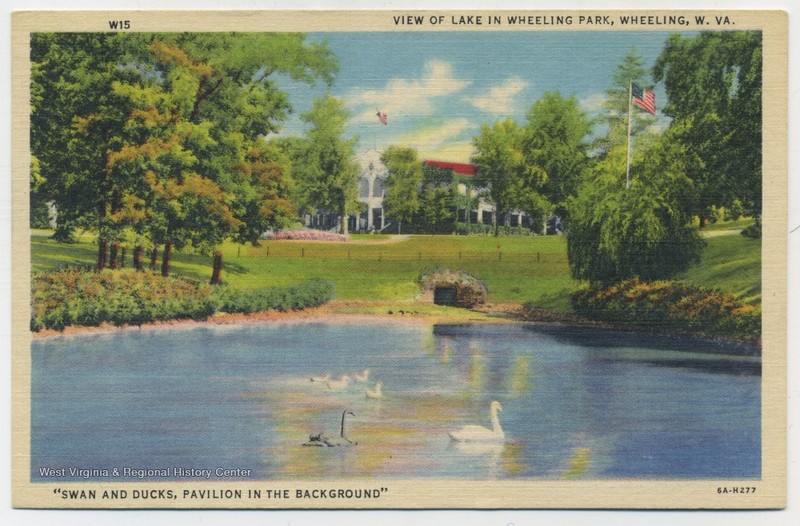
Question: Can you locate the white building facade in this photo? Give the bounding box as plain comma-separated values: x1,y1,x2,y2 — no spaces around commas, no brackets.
307,150,545,233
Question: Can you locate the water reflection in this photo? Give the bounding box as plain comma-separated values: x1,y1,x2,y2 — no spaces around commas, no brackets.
31,322,761,481
508,356,533,395
467,342,487,390
564,448,591,479
450,441,505,479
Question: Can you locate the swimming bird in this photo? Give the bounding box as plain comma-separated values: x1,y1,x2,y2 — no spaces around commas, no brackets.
353,369,370,382
326,410,357,446
448,401,505,443
326,374,351,390
365,382,383,399
302,430,331,447
302,410,357,447
310,372,331,383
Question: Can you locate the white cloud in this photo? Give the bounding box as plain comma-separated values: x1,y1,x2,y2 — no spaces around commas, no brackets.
424,140,476,163
463,77,529,115
347,60,470,123
391,118,475,155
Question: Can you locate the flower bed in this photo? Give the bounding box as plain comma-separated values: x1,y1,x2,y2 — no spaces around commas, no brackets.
570,277,761,343
264,230,349,242
30,267,336,331
31,267,216,331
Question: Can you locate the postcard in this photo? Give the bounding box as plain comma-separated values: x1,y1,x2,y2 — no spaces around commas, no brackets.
10,9,787,509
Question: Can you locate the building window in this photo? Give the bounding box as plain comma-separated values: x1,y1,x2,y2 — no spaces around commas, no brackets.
373,177,385,198
359,177,370,198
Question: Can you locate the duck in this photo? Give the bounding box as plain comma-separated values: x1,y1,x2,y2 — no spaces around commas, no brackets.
310,372,331,383
326,374,351,390
448,401,505,443
303,410,357,447
365,382,383,399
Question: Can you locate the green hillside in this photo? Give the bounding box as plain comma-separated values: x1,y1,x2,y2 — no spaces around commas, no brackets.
31,220,761,313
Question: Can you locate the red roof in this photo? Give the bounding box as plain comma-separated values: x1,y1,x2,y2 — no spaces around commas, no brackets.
423,160,476,176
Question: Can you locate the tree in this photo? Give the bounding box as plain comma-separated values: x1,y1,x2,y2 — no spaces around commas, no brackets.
653,31,762,226
380,146,423,234
294,94,361,235
595,48,657,156
31,33,338,278
418,186,456,234
229,141,297,246
470,118,528,237
566,135,704,285
523,92,592,220
31,33,144,260
126,35,334,279
30,156,51,229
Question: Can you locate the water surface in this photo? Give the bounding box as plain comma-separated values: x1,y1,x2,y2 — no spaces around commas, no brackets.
31,322,760,481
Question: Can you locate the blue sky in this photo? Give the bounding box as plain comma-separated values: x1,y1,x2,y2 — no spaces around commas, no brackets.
276,31,686,162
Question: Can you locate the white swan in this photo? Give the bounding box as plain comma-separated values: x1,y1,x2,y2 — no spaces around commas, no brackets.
365,382,383,399
310,372,331,383
326,374,351,390
448,401,504,443
353,369,370,382
303,410,357,447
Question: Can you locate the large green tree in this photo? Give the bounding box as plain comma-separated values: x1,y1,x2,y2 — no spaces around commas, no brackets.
595,48,657,157
523,91,592,220
470,118,529,237
653,31,762,226
380,146,423,234
293,94,361,235
31,33,143,261
566,136,704,285
124,35,333,279
31,32,337,277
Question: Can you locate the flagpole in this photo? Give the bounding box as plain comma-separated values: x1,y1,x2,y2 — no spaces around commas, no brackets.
626,79,633,190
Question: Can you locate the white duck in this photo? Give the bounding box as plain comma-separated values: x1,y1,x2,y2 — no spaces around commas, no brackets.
326,374,351,390
353,369,370,382
365,382,383,399
310,372,331,383
448,401,505,443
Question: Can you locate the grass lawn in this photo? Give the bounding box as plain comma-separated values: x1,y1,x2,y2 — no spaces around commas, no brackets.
31,220,761,312
678,231,761,305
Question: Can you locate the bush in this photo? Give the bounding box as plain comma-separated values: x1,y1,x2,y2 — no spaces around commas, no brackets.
30,268,217,331
30,268,334,331
418,269,488,308
454,223,538,236
741,217,761,239
571,277,761,342
213,278,334,314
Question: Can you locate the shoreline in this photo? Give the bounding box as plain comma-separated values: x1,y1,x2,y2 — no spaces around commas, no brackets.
30,300,522,340
30,300,761,355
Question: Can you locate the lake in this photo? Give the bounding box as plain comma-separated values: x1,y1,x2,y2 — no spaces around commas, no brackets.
31,322,760,481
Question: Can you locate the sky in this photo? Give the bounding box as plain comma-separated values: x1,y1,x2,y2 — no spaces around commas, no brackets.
276,31,686,163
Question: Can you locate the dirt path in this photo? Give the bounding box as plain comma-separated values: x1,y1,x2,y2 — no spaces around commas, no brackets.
348,234,411,244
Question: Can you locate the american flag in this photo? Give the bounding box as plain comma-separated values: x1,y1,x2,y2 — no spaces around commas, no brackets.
376,111,388,125
632,83,656,115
